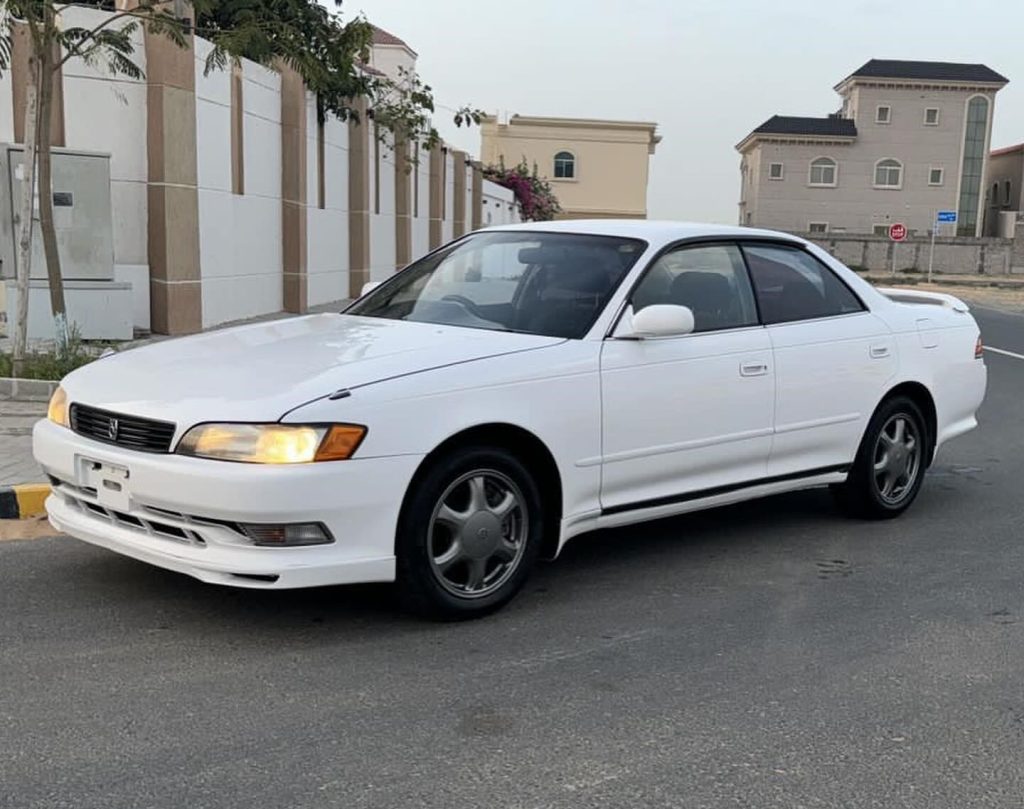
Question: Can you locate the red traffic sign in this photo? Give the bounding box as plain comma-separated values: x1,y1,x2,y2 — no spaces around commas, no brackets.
889,223,907,242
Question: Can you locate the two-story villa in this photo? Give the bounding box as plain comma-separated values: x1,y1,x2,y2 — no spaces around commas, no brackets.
737,60,1008,237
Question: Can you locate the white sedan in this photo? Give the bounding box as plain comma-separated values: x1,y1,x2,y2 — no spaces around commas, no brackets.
34,221,986,618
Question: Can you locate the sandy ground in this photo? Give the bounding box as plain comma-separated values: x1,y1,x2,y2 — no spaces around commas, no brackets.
0,516,61,542
882,282,1024,315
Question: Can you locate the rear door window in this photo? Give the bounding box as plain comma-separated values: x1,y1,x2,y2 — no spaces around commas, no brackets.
742,244,864,325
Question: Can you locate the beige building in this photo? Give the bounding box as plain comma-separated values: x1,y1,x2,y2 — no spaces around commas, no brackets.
737,60,1008,237
480,114,660,219
985,142,1023,236
366,25,417,84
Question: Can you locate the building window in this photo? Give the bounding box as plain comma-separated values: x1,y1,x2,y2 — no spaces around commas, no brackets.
808,157,837,187
769,162,784,180
957,95,990,236
553,151,575,179
875,105,891,124
929,167,944,186
808,222,828,234
1005,180,1012,206
924,107,940,126
874,158,903,189
873,224,890,236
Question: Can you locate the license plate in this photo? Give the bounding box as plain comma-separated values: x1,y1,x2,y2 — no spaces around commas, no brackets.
79,458,131,512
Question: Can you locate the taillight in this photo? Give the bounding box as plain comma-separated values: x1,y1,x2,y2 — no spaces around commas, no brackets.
975,336,984,359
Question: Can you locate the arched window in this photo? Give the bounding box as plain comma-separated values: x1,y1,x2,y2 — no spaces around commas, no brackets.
957,95,990,235
874,158,903,189
553,151,576,179
808,157,837,186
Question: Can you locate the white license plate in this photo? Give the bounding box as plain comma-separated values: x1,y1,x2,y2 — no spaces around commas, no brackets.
79,458,132,512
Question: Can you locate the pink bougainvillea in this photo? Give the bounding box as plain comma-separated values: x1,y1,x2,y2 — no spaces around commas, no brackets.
482,161,561,221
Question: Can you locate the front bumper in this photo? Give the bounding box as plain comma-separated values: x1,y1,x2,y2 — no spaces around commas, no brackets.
34,419,423,589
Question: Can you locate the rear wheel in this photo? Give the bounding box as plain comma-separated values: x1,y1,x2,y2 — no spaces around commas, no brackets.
395,446,545,620
834,395,928,519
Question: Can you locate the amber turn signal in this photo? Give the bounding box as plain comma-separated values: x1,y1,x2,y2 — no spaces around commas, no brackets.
975,336,984,359
314,424,367,461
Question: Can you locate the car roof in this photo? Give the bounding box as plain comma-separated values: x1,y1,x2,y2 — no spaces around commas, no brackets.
482,219,805,249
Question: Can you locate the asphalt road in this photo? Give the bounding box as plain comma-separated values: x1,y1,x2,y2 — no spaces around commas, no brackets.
2,307,1022,809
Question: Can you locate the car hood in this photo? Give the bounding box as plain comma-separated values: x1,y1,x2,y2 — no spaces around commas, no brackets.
62,314,562,428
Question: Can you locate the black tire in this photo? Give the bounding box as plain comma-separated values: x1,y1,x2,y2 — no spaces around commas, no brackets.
833,395,929,520
395,445,545,620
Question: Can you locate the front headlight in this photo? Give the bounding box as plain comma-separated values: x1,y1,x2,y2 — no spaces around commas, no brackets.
176,423,366,464
47,386,69,427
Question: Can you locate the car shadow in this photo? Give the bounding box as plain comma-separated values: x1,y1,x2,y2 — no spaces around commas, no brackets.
48,478,973,637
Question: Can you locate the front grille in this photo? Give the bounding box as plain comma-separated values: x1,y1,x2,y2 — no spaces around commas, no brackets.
69,403,176,453
56,486,205,546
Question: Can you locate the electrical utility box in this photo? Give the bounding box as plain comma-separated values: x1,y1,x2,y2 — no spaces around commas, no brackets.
0,144,115,282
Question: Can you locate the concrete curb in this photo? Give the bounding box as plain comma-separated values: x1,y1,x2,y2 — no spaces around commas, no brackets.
0,484,51,519
0,377,60,402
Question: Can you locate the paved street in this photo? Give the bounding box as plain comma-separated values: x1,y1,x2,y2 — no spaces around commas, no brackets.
1,307,1022,808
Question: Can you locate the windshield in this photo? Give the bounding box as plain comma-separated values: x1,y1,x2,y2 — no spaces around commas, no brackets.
346,231,647,338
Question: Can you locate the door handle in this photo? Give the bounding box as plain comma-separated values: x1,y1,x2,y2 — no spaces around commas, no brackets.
740,361,769,377
869,345,891,359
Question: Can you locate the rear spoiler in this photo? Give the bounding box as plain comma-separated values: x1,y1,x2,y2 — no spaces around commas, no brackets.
875,287,970,313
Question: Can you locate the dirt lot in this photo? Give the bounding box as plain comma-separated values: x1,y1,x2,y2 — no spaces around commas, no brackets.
0,516,60,542
880,282,1024,315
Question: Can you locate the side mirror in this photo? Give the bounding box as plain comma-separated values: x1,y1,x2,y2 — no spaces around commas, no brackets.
360,281,382,297
626,304,695,338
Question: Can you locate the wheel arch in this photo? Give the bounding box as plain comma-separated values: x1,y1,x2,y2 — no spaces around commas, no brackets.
881,381,937,465
403,423,564,559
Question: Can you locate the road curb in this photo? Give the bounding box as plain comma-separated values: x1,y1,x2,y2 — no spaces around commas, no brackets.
0,484,51,519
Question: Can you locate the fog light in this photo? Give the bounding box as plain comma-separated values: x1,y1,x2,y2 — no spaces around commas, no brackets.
238,522,333,546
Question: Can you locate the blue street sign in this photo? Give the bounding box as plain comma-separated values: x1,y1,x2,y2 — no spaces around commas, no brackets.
937,210,957,223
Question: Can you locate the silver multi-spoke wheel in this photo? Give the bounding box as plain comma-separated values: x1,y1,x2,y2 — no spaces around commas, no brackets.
872,413,922,505
428,469,529,599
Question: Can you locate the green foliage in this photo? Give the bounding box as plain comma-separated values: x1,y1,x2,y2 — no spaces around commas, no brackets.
371,66,482,156
196,0,371,121
1,0,189,82
0,325,94,380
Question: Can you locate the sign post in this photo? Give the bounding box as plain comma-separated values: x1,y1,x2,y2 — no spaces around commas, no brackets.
930,211,958,283
889,222,907,276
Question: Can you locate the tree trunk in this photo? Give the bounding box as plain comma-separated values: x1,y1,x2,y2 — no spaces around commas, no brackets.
11,53,40,377
36,39,69,353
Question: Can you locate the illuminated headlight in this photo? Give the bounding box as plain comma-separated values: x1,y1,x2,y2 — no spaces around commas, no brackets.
47,386,69,427
176,423,366,463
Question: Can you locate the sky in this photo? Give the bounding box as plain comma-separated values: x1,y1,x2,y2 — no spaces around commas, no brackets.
349,0,1024,225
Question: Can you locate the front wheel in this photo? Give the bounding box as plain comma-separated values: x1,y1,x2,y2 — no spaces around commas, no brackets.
395,446,545,620
834,396,928,519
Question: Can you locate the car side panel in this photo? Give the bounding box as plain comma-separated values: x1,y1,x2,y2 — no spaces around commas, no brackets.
765,311,897,476
286,340,605,531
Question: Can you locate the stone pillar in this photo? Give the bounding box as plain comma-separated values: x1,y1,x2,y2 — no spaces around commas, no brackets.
428,144,444,249
471,161,483,231
348,97,371,297
145,22,201,335
1012,213,1024,274
452,150,468,238
230,64,244,195
11,27,65,147
280,66,307,313
394,136,412,269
